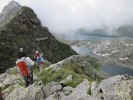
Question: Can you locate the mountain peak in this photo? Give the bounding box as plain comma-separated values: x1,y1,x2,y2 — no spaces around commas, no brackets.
2,0,22,14
0,2,76,73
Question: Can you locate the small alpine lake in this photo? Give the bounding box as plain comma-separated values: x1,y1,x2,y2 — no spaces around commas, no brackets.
71,45,133,76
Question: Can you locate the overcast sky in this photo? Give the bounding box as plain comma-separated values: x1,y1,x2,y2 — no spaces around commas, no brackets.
0,0,133,34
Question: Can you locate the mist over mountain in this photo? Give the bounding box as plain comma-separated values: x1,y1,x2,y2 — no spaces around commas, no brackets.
0,0,133,36
76,24,133,38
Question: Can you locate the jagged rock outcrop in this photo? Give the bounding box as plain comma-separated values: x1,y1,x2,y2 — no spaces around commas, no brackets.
43,81,62,98
0,1,76,73
0,56,133,100
92,75,133,100
62,79,91,100
5,82,44,100
62,86,74,95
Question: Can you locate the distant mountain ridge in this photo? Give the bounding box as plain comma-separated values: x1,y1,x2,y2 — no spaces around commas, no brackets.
116,25,133,37
77,25,133,38
0,1,76,73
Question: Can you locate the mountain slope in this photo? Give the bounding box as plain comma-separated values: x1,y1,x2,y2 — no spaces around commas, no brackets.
0,1,76,73
1,55,133,100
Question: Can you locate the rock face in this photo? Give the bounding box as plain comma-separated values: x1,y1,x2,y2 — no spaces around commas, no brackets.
5,82,44,100
63,79,91,100
92,75,133,100
0,1,76,73
43,81,62,97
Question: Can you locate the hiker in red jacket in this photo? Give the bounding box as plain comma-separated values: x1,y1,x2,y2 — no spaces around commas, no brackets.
34,50,39,62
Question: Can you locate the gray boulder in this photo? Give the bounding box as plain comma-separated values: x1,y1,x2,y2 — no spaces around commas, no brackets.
92,75,133,100
90,81,98,94
63,79,91,100
62,86,74,95
44,81,62,97
60,75,73,84
5,81,44,100
45,92,65,100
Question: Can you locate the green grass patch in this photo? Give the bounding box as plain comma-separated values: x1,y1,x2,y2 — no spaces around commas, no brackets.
86,56,100,70
10,67,18,75
33,62,50,75
40,63,91,87
33,56,102,87
33,65,40,75
63,73,89,88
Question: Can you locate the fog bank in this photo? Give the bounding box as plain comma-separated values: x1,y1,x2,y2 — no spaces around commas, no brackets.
0,0,133,34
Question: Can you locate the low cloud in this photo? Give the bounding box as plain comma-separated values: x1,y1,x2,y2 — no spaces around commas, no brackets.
0,0,133,34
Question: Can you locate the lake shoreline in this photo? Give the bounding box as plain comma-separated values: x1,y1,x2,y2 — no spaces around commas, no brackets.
68,38,133,76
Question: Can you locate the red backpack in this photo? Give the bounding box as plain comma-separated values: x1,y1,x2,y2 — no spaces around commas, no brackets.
16,60,29,77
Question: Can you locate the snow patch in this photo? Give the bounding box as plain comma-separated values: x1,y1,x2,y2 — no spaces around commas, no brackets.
93,50,118,57
119,57,128,61
105,42,111,45
93,51,110,57
111,50,118,54
130,44,133,46
125,43,129,46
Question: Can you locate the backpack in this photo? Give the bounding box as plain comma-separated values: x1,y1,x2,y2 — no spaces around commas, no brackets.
36,56,42,64
16,59,29,77
26,57,34,67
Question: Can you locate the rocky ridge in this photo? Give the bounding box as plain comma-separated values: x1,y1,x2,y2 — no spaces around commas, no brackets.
0,55,133,100
0,1,76,73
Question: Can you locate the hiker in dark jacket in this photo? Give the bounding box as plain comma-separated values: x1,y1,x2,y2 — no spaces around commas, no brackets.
17,48,27,59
